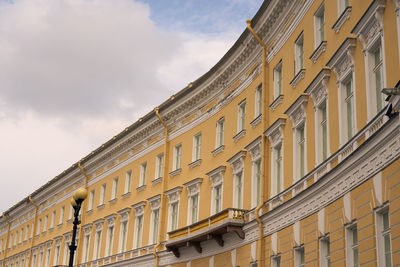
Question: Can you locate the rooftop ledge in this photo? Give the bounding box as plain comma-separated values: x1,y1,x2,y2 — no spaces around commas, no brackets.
165,208,247,257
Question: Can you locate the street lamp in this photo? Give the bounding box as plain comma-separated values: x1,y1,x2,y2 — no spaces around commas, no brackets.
68,188,88,267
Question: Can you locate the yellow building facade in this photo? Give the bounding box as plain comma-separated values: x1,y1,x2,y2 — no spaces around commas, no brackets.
1,0,400,266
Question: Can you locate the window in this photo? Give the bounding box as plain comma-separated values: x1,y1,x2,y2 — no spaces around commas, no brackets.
271,255,281,267
124,170,132,194
237,100,246,132
376,209,392,267
100,184,106,205
155,154,163,179
37,219,41,235
93,229,102,260
45,247,51,267
139,163,147,186
314,4,325,47
338,0,349,15
150,209,160,244
189,194,199,224
88,190,94,211
346,225,358,267
106,225,114,257
119,221,128,253
213,184,222,214
25,225,29,241
43,215,48,232
295,125,306,180
51,211,56,228
193,133,202,161
63,239,69,265
294,246,305,267
253,160,261,207
112,177,118,200
320,236,330,267
295,33,304,75
343,78,355,142
317,101,328,163
173,144,182,170
169,202,179,231
216,118,225,148
19,228,23,243
14,232,17,246
32,254,37,267
38,251,43,267
59,206,64,225
54,244,60,266
255,85,262,117
273,62,282,99
234,171,243,209
272,144,283,196
134,215,143,249
83,233,90,262
369,43,385,116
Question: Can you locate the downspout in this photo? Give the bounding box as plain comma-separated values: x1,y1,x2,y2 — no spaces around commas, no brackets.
1,213,11,267
247,19,269,266
28,195,39,267
154,107,170,267
76,160,89,265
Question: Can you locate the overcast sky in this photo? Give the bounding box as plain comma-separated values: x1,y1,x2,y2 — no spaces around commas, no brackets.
0,0,263,213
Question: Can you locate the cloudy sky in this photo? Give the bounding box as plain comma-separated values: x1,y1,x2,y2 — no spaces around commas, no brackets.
0,0,263,213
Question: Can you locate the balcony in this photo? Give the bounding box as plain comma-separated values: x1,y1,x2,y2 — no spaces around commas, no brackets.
165,208,247,257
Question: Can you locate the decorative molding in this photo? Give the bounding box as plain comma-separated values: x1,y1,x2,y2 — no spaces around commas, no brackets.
105,214,116,227
250,114,262,128
132,201,146,216
183,178,203,196
332,6,352,33
152,177,162,185
117,208,131,222
227,150,246,174
351,0,385,50
284,95,308,128
206,166,226,187
264,118,286,147
326,38,356,81
269,95,284,110
233,130,246,143
188,159,202,169
122,192,131,199
212,145,225,157
245,137,262,162
136,185,146,192
169,168,182,178
304,69,331,107
309,41,327,63
93,219,104,231
290,69,305,88
82,224,92,235
147,195,161,210
165,187,183,204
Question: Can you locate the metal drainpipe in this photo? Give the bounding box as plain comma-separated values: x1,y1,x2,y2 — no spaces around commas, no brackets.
28,195,39,267
76,160,89,266
1,213,11,267
247,19,269,266
154,107,169,267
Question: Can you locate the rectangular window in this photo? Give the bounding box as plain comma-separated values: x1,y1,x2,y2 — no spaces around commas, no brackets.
54,245,60,266
170,202,179,231
37,219,42,235
19,228,23,244
314,4,325,47
344,79,355,141
83,234,90,262
100,184,106,205
173,144,182,170
94,230,102,260
14,232,17,246
273,62,282,99
255,85,262,117
190,194,199,224
317,102,328,162
139,163,147,186
371,44,384,114
234,171,243,209
25,225,29,241
320,236,330,267
295,33,304,74
271,256,281,267
119,221,128,253
134,215,143,249
214,184,222,214
155,154,163,179
294,246,305,267
88,190,94,211
63,240,69,265
124,170,132,194
106,226,114,257
237,101,246,132
216,118,225,148
376,209,392,267
273,145,283,195
193,133,202,161
346,225,358,267
59,206,65,225
51,211,56,229
338,0,350,15
43,215,48,232
112,177,118,199
151,209,160,244
296,126,306,179
253,160,261,207
46,248,51,267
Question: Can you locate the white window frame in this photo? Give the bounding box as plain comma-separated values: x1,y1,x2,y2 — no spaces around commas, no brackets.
148,195,161,245
294,246,305,267
237,100,246,133
271,255,281,267
337,0,350,16
50,211,55,229
173,144,182,171
111,177,118,200
227,151,246,209
43,215,48,233
273,61,282,99
99,184,106,206
88,190,94,211
192,133,202,162
155,154,163,179
132,202,145,249
104,215,116,257
53,242,60,266
117,209,130,253
294,32,304,75
82,231,90,262
93,219,104,261
59,206,64,225
375,206,392,267
184,178,202,225
346,223,359,267
124,170,132,194
255,84,262,118
215,118,225,148
319,235,330,267
139,162,147,187
314,3,325,48
207,166,225,215
165,187,182,232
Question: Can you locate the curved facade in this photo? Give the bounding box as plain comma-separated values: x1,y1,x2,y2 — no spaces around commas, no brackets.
1,0,400,266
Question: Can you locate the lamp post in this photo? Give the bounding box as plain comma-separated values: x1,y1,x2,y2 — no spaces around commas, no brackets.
68,188,88,267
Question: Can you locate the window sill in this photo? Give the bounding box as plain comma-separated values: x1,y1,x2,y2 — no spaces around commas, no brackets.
49,227,54,232
332,6,352,33
169,168,182,178
152,177,162,185
97,204,105,210
109,198,117,204
212,145,225,157
250,114,262,128
86,209,93,215
188,159,201,168
233,129,246,142
290,69,305,88
57,223,63,228
269,95,284,111
122,192,131,199
67,218,72,223
310,41,327,63
136,185,146,192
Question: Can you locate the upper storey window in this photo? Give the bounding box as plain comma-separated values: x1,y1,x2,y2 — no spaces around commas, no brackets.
155,154,163,179
338,0,349,16
215,118,224,148
139,162,147,187
273,61,282,99
192,133,202,162
314,3,325,47
237,100,246,132
173,144,182,170
294,33,304,75
255,84,262,118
